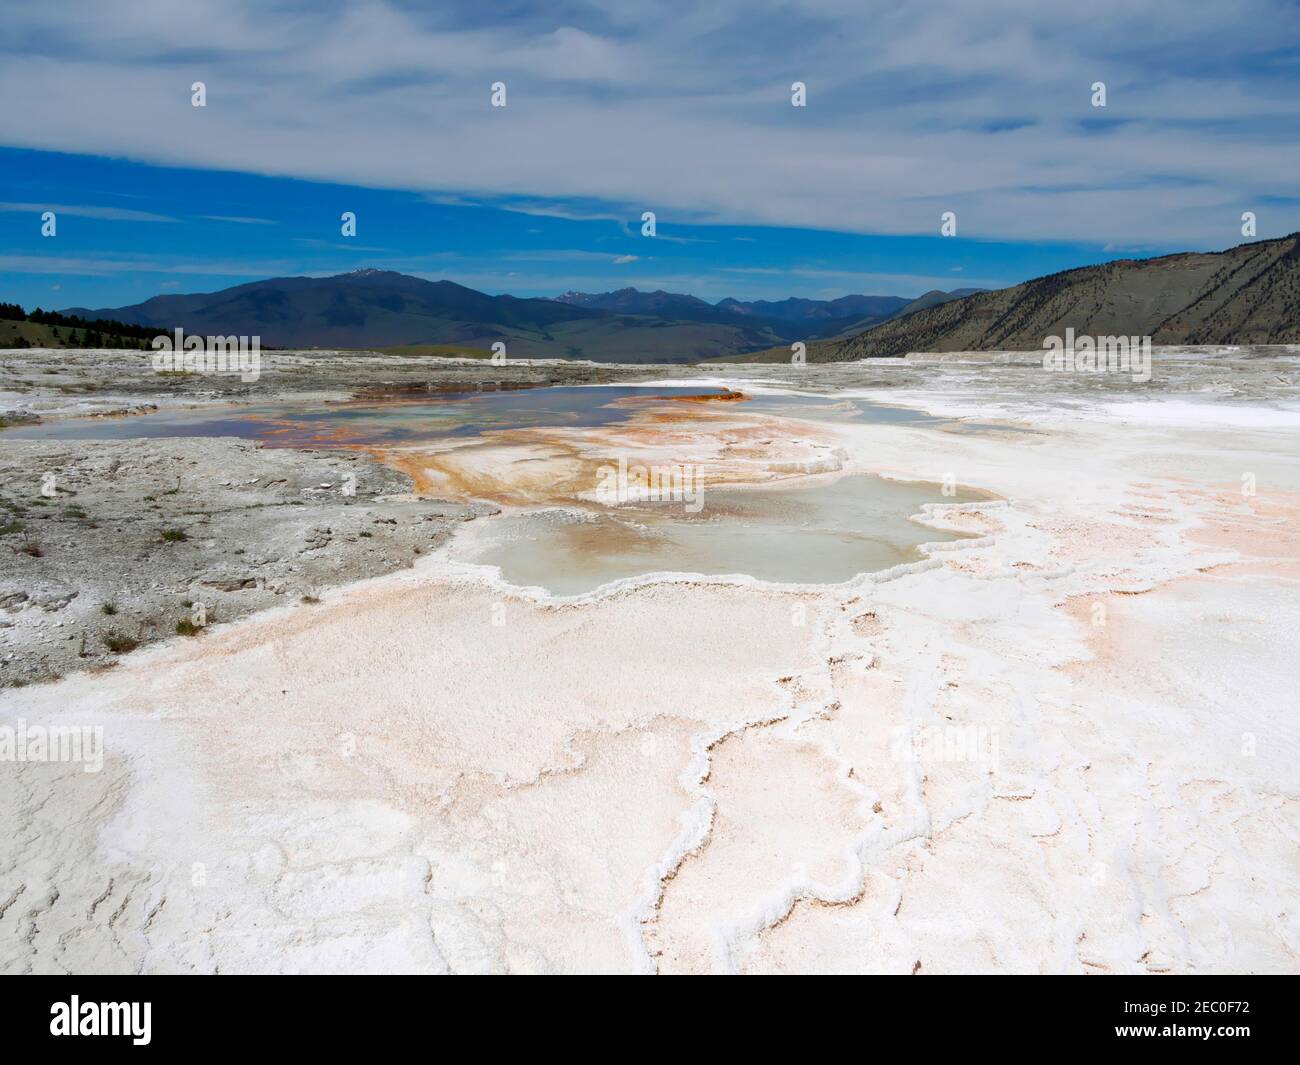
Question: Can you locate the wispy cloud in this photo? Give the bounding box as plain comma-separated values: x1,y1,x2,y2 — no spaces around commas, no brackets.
200,214,277,225
0,1,1294,247
0,201,177,222
0,254,299,276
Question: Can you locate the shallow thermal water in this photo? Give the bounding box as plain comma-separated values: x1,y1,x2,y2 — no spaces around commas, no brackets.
5,383,990,594
2,385,737,445
1,384,983,446
460,473,983,595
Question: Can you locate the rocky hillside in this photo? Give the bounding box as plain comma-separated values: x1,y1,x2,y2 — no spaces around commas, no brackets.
819,235,1300,360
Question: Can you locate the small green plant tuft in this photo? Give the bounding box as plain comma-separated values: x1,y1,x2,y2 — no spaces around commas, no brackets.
103,632,140,654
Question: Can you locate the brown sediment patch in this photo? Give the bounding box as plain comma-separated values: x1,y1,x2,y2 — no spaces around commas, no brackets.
359,433,595,504
851,610,884,638
1116,503,1179,525
654,388,746,403
353,400,849,506
1031,514,1174,568
348,380,544,402
923,506,1004,536
1191,558,1300,581
86,404,159,420
1182,485,1300,561
264,387,777,503
1060,560,1294,692
1060,482,1300,677
357,446,446,496
242,415,368,448
567,406,844,473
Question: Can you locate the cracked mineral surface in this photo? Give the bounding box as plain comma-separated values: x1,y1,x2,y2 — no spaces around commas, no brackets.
1,347,1298,973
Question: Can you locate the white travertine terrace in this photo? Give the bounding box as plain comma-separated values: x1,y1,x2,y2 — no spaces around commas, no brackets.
1,349,1298,974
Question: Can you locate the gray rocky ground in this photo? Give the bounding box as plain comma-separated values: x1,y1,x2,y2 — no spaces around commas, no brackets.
0,437,493,687
0,349,627,688
0,347,636,418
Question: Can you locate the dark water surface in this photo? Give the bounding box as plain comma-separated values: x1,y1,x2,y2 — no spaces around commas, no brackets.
1,384,983,448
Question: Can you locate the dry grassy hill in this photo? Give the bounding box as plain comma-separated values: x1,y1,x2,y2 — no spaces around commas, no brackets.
817,234,1300,361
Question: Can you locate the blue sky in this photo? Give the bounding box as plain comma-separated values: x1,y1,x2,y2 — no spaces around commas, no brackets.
2,1,1299,311
0,146,1122,310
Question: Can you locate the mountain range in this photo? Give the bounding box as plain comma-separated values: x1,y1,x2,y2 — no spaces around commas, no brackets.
58,233,1300,364
813,233,1300,361
62,273,976,362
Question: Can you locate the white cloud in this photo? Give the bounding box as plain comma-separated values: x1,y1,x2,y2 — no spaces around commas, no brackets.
201,215,277,225
0,254,300,276
0,0,1296,246
0,201,177,222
